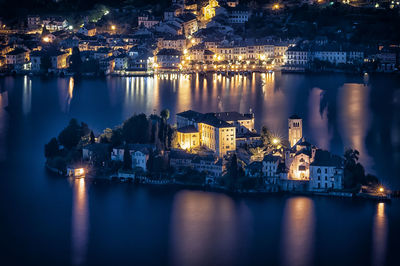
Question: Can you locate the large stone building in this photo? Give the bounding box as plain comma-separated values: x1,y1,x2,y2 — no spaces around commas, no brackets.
175,110,257,157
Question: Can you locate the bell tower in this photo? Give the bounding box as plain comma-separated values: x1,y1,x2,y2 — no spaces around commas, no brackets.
288,115,302,148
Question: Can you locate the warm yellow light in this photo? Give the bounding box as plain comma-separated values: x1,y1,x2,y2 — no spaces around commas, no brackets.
111,25,116,30
191,39,195,44
379,187,384,193
217,55,221,61
238,55,242,61
273,138,280,145
183,49,188,55
273,4,280,10
260,55,266,60
42,36,50,43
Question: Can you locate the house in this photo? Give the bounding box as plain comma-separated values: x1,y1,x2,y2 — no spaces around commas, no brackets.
30,50,46,71
177,13,198,36
169,150,224,177
78,24,97,37
27,15,41,29
131,150,149,171
262,154,280,178
42,17,68,31
6,48,29,65
111,144,155,162
227,6,251,24
114,54,128,70
155,48,181,69
309,149,344,191
158,35,186,51
138,14,160,28
49,50,69,70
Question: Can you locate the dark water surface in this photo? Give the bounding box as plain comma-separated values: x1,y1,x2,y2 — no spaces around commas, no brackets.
0,73,399,265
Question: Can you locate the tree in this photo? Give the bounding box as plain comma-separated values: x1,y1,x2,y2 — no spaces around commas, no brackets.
160,109,170,121
123,146,132,170
89,131,96,144
260,126,273,147
122,114,150,143
44,137,59,158
58,119,83,149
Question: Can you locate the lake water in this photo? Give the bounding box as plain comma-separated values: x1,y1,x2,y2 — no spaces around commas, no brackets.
0,73,399,265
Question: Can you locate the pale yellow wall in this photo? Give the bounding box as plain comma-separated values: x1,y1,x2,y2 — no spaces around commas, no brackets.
177,131,200,150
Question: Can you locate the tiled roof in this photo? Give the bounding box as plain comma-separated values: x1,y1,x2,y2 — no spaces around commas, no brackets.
177,125,198,133
214,111,253,122
310,149,343,167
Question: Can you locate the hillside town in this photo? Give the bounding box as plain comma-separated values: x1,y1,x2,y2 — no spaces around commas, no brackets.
44,108,389,199
0,0,400,75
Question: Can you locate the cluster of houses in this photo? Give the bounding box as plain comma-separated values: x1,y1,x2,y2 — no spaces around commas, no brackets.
172,111,345,192
78,109,345,193
1,0,398,74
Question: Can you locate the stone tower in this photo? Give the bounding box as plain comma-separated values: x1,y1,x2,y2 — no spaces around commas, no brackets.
288,115,302,148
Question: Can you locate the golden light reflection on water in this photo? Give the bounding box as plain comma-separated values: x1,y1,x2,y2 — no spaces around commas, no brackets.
261,72,287,137
58,77,74,113
308,88,331,150
281,197,315,266
22,75,32,115
372,203,387,266
338,83,372,167
71,178,89,266
170,190,237,266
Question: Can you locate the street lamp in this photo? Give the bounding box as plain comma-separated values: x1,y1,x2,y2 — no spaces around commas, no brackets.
111,25,116,31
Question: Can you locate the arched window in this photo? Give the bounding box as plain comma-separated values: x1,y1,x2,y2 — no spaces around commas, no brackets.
300,158,304,163
317,168,321,173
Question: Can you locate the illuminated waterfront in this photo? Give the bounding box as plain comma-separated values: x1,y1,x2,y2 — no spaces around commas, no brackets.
0,73,400,265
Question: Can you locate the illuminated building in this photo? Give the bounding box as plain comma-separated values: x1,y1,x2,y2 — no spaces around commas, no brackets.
288,115,303,148
176,110,239,157
177,125,200,150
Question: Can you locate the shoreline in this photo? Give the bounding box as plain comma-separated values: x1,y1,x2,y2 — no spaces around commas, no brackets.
1,69,399,78
46,164,391,202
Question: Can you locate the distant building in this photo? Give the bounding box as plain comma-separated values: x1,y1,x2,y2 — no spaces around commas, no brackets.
227,6,251,24
309,149,344,191
6,48,29,65
155,48,181,69
78,24,97,37
138,14,160,28
27,15,41,29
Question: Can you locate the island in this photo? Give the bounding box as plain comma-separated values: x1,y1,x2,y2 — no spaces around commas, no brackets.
44,109,391,200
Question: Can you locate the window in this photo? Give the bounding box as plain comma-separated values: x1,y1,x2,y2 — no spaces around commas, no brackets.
325,169,328,174
317,168,321,173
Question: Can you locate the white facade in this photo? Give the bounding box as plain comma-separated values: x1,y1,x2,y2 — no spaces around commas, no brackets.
131,151,148,171
309,166,343,191
313,51,346,65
